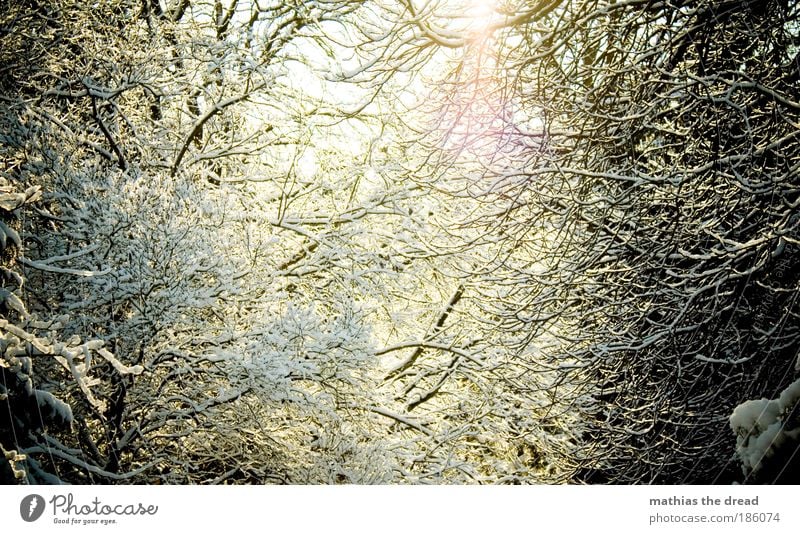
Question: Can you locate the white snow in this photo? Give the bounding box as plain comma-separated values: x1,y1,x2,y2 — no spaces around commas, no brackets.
34,389,74,425
97,348,144,375
729,377,800,474
729,398,780,434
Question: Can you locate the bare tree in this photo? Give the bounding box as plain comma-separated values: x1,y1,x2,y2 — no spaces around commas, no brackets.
357,0,800,483
5,0,797,485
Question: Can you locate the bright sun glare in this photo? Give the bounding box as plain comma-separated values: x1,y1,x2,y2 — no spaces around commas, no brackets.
468,0,499,33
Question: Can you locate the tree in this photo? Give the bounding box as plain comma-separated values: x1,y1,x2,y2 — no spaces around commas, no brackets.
4,0,797,485
1,0,404,483
356,0,800,482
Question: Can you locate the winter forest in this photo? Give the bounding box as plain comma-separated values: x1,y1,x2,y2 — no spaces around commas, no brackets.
1,0,799,485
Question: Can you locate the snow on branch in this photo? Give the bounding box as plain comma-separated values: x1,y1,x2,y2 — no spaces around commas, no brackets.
18,256,111,277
